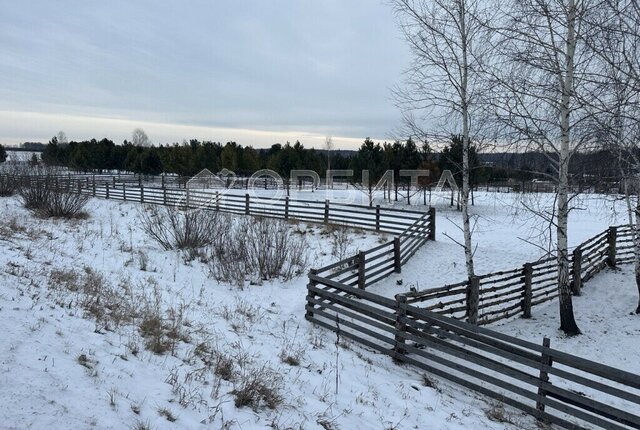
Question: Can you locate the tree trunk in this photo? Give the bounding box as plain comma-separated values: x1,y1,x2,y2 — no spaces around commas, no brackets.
635,196,640,313
369,182,374,207
394,177,398,202
557,0,580,336
460,3,475,280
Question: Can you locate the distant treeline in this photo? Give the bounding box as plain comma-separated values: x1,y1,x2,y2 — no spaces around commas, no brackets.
41,138,354,178
41,135,531,186
36,134,618,185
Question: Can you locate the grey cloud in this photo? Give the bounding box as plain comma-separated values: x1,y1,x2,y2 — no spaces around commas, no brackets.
0,1,409,146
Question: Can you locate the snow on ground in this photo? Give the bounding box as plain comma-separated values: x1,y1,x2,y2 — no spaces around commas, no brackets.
493,264,640,372
370,191,628,296
0,196,538,430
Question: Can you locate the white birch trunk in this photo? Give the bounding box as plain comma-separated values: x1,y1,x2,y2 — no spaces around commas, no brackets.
634,195,640,313
460,2,475,280
557,0,580,335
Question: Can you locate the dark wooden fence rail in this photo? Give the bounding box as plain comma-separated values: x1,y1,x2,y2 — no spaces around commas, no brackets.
306,276,640,430
312,209,435,290
401,224,634,325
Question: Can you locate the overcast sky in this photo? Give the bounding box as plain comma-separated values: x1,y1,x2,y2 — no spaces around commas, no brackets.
0,1,409,149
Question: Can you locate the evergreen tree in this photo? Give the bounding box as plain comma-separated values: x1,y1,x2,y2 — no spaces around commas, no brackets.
353,138,385,206
239,146,260,175
439,135,480,186
139,150,163,175
220,142,238,171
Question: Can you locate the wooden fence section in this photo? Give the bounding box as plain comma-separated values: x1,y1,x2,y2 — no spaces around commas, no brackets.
402,224,635,325
89,184,431,235
11,175,433,236
305,279,640,430
312,210,435,290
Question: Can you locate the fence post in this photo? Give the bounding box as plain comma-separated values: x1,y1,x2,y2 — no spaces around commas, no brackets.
140,184,144,204
123,183,127,201
572,247,582,296
428,207,436,240
105,183,110,199
375,205,381,231
305,269,318,320
358,251,366,289
324,200,330,224
186,188,191,208
112,176,116,187
77,180,82,195
467,276,480,325
215,191,220,211
393,237,401,273
92,176,96,197
607,226,617,267
285,196,289,220
393,294,408,360
163,186,167,205
523,263,533,318
245,193,250,215
161,175,165,188
536,337,552,419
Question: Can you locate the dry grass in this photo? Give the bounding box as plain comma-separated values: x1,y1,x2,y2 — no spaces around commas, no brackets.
231,364,283,410
157,406,177,422
48,267,189,355
48,267,138,331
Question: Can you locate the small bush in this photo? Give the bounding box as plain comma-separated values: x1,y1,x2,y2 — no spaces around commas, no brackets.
0,175,18,197
208,216,309,287
138,204,222,251
19,180,50,211
18,180,88,218
329,225,353,261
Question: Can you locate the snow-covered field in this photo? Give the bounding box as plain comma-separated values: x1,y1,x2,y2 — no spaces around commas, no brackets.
0,190,637,430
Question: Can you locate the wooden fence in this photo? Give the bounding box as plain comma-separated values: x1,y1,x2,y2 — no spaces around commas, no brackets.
311,211,434,290
305,215,640,428
305,279,640,429
10,174,434,236
402,225,633,325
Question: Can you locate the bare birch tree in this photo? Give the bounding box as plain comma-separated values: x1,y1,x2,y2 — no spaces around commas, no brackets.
488,0,602,335
56,131,68,144
325,136,334,189
132,128,152,147
585,0,640,313
390,0,496,280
